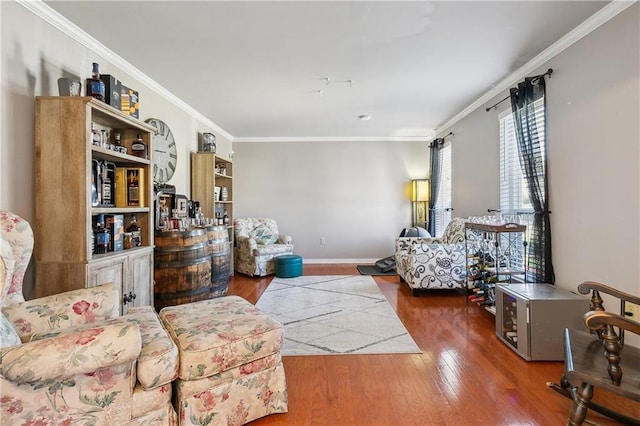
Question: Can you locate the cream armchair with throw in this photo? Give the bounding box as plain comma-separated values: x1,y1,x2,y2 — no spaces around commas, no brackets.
395,217,467,296
0,211,178,425
234,217,293,276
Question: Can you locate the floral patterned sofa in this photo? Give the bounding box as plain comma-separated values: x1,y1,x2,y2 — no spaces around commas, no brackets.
395,217,468,296
234,217,293,276
0,210,178,425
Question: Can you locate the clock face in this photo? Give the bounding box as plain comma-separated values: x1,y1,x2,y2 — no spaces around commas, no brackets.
146,118,177,184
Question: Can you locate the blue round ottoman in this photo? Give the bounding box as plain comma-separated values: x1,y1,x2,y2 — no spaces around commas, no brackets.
274,254,303,278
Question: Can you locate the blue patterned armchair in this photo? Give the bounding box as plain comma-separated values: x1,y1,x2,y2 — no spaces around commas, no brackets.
233,217,293,276
395,217,467,296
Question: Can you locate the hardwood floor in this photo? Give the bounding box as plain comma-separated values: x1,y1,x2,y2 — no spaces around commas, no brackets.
227,264,638,425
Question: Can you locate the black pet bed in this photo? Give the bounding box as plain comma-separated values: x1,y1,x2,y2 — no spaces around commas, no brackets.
357,264,398,276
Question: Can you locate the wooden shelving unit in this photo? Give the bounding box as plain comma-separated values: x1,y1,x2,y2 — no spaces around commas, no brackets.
190,152,233,271
34,96,155,313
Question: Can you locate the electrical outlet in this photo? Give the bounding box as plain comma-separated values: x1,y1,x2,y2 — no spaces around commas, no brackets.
320,237,326,245
625,302,639,321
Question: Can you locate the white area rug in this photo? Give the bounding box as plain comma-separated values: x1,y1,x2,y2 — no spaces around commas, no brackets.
255,275,421,356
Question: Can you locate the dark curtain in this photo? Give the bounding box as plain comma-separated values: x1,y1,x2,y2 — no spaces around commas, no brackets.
510,76,555,284
427,138,444,236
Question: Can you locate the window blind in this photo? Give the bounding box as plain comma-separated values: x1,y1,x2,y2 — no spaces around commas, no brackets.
434,142,452,237
499,97,546,275
499,98,545,213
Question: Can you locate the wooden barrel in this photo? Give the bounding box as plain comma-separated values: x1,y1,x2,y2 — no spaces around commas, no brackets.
154,228,211,311
206,225,231,298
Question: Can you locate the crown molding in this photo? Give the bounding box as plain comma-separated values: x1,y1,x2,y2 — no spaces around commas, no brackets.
233,135,433,143
19,0,634,143
434,0,637,135
17,0,234,142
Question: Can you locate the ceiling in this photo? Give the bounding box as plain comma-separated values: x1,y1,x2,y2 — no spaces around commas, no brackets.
44,1,608,141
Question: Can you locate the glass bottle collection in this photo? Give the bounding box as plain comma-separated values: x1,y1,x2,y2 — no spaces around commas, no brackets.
92,214,142,257
156,197,231,232
86,62,231,247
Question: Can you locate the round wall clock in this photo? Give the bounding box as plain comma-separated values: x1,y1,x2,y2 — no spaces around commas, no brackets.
146,118,177,184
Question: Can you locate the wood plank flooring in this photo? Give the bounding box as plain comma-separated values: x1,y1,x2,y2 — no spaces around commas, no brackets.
227,264,638,425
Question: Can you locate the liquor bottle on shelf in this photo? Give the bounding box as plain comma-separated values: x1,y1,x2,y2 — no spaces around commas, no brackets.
113,130,126,154
127,169,140,207
91,122,101,146
100,161,116,207
131,134,147,159
223,209,229,226
94,215,109,255
100,129,108,149
86,62,106,102
101,162,112,206
126,215,142,247
91,160,100,207
196,207,204,226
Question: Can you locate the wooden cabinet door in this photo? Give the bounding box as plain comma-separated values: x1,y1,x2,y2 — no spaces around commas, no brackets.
87,256,127,314
126,248,153,312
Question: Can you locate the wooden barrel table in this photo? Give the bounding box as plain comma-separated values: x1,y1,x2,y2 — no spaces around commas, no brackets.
154,228,211,311
205,225,231,298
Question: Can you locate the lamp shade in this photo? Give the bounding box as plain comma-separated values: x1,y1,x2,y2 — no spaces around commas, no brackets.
412,179,429,202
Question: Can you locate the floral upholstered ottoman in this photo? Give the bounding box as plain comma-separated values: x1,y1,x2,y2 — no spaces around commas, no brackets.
159,296,288,426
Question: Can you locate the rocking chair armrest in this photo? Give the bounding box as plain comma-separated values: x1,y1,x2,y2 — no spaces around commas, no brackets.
577,281,640,306
584,310,640,336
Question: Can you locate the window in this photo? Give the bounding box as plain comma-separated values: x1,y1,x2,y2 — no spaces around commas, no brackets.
499,97,545,213
499,98,546,274
433,142,452,237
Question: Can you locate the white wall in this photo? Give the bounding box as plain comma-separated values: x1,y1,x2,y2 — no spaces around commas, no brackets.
443,5,640,302
1,1,231,298
235,4,640,306
2,1,639,307
233,140,427,261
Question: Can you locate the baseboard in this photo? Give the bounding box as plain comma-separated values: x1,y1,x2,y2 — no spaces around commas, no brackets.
302,258,381,264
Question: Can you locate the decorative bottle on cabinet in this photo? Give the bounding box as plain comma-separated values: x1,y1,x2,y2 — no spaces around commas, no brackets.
86,62,106,102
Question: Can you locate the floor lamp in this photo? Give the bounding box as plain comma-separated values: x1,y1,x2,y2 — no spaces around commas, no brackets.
411,179,429,229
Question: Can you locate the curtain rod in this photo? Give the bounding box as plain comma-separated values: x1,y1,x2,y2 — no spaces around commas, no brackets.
430,132,453,147
433,132,453,141
441,132,453,140
485,68,553,112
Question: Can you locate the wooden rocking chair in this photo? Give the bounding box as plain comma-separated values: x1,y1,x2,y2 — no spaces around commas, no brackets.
547,281,640,425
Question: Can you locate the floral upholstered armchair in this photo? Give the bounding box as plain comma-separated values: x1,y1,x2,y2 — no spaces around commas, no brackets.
1,211,178,425
234,217,293,276
395,217,467,296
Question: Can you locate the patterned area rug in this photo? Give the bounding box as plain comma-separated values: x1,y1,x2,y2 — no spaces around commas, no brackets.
255,275,421,356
